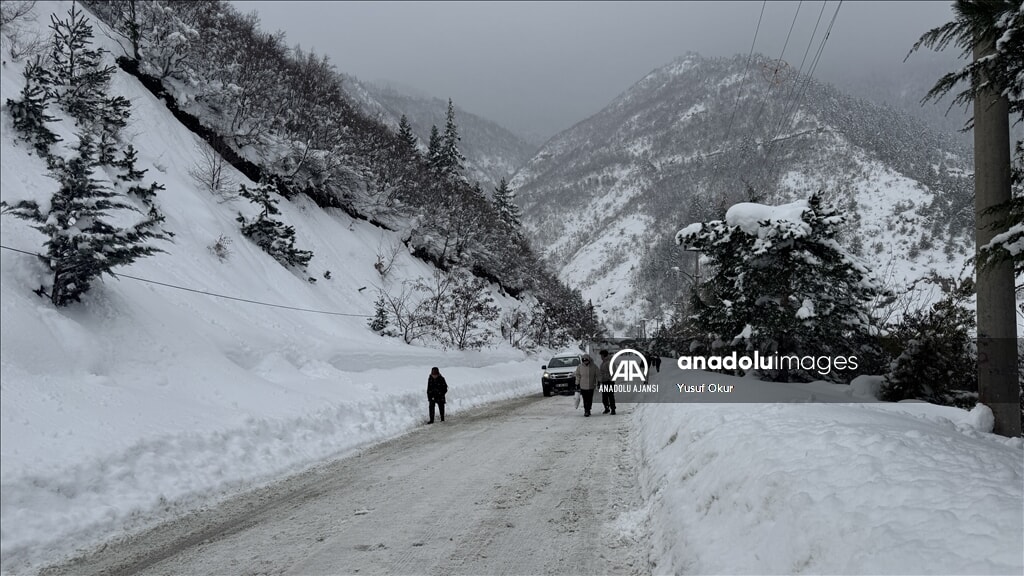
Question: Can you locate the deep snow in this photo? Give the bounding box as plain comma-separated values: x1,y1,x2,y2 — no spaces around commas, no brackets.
1,3,1021,575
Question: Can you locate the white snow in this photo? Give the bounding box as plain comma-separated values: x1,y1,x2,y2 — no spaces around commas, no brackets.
635,370,1023,576
1,3,1021,575
984,221,1024,256
796,297,816,319
776,142,972,316
725,198,810,236
558,211,653,326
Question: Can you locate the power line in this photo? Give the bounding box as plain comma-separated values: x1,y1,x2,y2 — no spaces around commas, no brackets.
721,0,768,148
760,0,844,186
708,0,768,198
778,0,842,140
0,244,374,318
749,1,804,132
774,0,829,135
750,0,829,194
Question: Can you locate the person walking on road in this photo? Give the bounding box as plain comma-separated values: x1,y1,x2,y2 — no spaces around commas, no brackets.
599,349,616,415
427,367,448,423
575,353,599,417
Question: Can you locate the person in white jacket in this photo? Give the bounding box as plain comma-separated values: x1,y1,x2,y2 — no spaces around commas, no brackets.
575,354,599,417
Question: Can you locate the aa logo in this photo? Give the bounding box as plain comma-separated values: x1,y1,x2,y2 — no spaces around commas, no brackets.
610,349,648,382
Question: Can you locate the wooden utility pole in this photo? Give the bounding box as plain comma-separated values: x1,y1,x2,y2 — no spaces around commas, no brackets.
973,34,1021,437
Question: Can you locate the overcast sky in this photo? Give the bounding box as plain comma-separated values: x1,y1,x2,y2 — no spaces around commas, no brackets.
232,1,959,141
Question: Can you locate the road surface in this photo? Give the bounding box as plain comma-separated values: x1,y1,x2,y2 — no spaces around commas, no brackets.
42,394,650,575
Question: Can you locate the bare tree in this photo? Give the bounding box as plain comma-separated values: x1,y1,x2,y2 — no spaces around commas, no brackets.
208,234,232,262
501,307,533,349
2,24,46,62
1,0,45,62
0,0,34,28
188,140,236,200
416,269,455,318
374,235,403,278
377,282,431,344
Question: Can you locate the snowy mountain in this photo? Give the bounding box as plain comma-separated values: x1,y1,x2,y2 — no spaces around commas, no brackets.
341,76,538,191
511,52,975,331
1,4,1021,575
827,50,974,146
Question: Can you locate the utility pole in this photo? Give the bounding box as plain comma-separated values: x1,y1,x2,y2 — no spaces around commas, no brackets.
973,33,1021,437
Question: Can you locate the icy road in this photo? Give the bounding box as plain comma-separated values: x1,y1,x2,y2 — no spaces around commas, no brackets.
43,394,649,575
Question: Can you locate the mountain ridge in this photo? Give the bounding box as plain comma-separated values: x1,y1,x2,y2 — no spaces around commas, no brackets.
511,52,974,332
341,75,538,191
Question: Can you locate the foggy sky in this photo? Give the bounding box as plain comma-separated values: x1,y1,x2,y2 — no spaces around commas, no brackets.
232,1,959,142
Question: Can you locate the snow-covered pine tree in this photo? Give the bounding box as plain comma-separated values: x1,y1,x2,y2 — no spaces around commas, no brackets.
438,98,466,179
491,177,523,232
368,293,389,333
977,193,1023,278
48,3,130,136
396,114,418,158
882,276,977,406
426,125,442,174
236,182,313,270
113,144,165,206
911,0,1023,126
6,55,61,159
676,191,888,382
2,133,170,306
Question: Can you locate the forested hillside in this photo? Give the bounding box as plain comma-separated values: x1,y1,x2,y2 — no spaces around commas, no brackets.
341,77,537,191
61,0,601,347
512,53,974,330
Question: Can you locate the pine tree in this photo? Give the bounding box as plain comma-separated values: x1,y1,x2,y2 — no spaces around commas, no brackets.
438,98,466,178
97,130,119,166
6,55,61,159
910,0,1023,124
427,125,442,174
882,277,977,406
677,191,888,381
978,194,1023,277
491,177,522,231
114,144,146,181
114,144,166,206
396,114,418,158
2,134,170,306
49,3,131,134
236,182,313,270
369,293,389,333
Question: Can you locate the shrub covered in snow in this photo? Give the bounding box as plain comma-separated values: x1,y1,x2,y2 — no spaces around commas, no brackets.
676,191,889,382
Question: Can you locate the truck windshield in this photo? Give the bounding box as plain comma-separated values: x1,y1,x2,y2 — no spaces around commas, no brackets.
548,357,581,368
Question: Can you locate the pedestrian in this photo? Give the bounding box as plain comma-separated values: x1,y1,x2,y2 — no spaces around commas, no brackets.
652,354,662,373
598,349,617,414
427,367,447,423
575,353,599,417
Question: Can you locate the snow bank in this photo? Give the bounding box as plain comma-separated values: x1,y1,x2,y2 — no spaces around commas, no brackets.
635,377,1023,575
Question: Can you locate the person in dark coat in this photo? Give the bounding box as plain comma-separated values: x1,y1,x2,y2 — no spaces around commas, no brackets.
427,366,448,423
598,349,616,414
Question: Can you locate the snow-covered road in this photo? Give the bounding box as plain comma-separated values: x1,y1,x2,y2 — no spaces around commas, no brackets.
41,394,650,575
